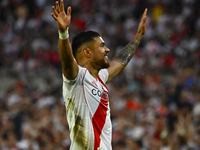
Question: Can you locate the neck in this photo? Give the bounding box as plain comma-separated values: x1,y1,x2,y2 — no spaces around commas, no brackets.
79,60,89,67
79,60,100,80
87,67,99,80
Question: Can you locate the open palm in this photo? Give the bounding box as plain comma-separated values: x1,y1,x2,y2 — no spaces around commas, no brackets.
51,0,71,32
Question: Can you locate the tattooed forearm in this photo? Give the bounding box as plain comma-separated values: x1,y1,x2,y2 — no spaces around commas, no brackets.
114,38,141,66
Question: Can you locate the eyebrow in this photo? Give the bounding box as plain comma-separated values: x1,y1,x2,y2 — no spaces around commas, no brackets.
100,42,105,46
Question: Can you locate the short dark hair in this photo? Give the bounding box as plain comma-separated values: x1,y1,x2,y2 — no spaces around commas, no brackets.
72,30,100,58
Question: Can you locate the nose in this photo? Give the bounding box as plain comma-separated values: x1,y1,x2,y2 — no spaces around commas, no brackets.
106,47,110,52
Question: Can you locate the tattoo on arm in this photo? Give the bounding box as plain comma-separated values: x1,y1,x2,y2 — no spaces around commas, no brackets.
114,38,141,66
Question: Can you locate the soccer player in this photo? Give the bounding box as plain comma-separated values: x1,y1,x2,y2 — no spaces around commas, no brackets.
51,0,147,149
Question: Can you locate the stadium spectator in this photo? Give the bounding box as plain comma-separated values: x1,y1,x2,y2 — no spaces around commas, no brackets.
0,0,200,149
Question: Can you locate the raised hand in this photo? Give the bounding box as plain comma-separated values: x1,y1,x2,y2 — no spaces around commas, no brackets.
51,0,71,32
136,8,147,38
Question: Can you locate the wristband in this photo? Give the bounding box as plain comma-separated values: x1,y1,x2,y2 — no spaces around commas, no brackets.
58,28,69,39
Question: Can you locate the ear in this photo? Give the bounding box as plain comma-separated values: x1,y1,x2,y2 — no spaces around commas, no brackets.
83,48,92,58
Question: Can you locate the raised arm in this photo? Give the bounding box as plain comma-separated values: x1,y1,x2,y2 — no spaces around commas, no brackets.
106,9,147,83
51,0,78,80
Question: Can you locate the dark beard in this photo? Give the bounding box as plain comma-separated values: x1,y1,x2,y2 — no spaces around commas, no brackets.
93,55,110,69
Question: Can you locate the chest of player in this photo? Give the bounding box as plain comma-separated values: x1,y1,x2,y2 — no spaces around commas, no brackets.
82,72,109,110
83,76,109,119
83,77,109,100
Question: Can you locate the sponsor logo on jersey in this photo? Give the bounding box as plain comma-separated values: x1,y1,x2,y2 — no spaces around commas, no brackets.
91,89,108,100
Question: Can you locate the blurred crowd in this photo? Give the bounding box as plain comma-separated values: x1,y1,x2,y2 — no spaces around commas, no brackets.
0,0,200,149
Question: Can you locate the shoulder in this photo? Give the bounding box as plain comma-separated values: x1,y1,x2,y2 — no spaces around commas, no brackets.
98,69,109,83
63,65,87,83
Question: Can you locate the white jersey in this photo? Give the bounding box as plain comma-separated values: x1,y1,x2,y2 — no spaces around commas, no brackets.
62,65,112,150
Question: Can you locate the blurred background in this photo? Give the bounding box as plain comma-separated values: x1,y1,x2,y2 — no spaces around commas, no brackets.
0,0,200,149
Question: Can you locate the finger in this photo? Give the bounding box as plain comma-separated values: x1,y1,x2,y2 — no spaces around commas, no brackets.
142,16,147,24
60,0,64,12
52,6,58,17
56,1,60,13
67,6,71,17
142,8,148,18
51,13,58,21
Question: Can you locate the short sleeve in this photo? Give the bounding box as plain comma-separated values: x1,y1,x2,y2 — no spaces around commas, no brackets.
62,74,77,85
62,74,77,96
62,66,86,96
98,69,109,83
